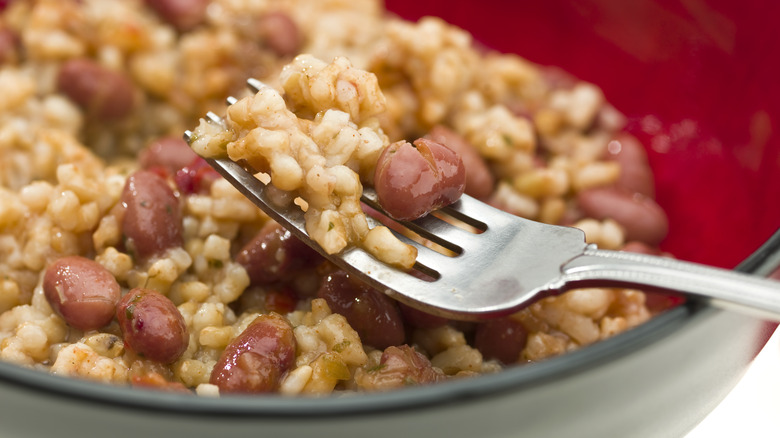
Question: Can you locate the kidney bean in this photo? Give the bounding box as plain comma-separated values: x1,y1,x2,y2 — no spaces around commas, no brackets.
210,313,296,394
144,0,209,32
577,187,668,246
56,58,136,121
43,256,121,331
235,221,322,287
139,136,199,175
121,170,183,261
116,288,189,364
473,317,528,364
255,12,303,57
374,138,466,221
426,125,495,200
605,132,655,198
357,345,444,390
317,270,405,349
0,27,18,65
398,302,448,329
174,157,220,195
264,287,299,314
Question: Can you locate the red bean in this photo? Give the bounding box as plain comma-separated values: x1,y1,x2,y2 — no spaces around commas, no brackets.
356,345,444,390
121,170,183,262
255,12,303,57
235,221,322,287
374,138,466,221
473,317,527,364
56,59,136,121
577,187,668,246
174,157,221,195
317,270,405,349
0,27,19,65
606,132,655,198
398,302,448,329
426,125,495,200
116,288,189,364
144,0,209,32
139,136,199,175
210,313,296,394
43,256,120,331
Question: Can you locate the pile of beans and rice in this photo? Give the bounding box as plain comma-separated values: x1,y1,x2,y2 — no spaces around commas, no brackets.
0,0,674,396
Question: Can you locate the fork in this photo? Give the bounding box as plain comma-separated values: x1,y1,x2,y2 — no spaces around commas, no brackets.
184,82,780,321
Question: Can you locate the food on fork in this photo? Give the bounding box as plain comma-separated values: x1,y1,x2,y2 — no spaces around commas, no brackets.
0,0,673,396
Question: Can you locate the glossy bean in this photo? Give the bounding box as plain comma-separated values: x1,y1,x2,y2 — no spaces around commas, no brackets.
398,302,448,329
317,270,405,349
116,288,189,364
374,138,466,220
121,170,183,261
139,136,199,175
426,125,495,200
255,12,303,57
577,187,668,245
210,313,296,394
473,317,528,364
606,132,655,198
174,157,220,195
43,256,121,331
235,221,322,286
144,0,209,32
56,59,135,121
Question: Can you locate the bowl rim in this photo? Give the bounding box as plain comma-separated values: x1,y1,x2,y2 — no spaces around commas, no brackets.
0,229,777,418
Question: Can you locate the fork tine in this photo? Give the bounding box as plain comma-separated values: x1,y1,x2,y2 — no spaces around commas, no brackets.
247,77,266,92
206,111,224,125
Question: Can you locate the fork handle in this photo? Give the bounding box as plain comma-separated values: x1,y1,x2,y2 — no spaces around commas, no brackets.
560,246,780,320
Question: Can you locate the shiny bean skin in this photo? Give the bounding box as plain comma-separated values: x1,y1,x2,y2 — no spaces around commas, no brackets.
116,288,189,364
210,313,296,394
139,136,199,175
235,221,322,287
374,138,466,221
56,59,135,121
426,125,495,200
606,132,655,198
43,256,121,331
317,270,405,349
577,187,668,246
398,302,448,329
255,12,304,57
121,170,183,261
144,0,209,32
473,317,527,364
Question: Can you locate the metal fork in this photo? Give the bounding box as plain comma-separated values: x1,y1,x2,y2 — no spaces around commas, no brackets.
184,81,780,321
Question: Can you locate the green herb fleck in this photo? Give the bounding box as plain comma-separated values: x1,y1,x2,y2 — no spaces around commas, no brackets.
140,200,149,208
125,304,135,320
165,204,172,214
367,363,387,373
208,259,224,269
328,222,335,231
332,340,350,353
502,134,513,146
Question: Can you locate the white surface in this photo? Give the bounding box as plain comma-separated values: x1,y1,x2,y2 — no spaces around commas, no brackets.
687,328,780,437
